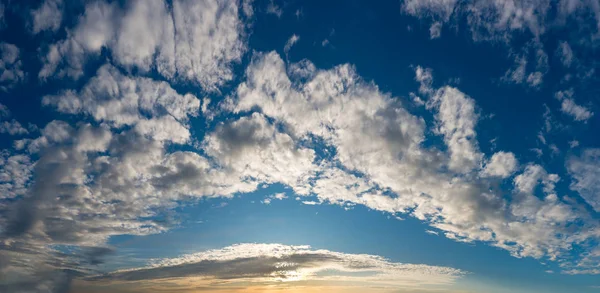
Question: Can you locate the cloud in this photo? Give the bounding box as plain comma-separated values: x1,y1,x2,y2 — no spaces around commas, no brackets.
31,0,63,34
481,151,518,178
0,43,25,91
414,65,434,95
266,0,283,18
284,34,300,55
0,151,33,199
428,86,482,173
262,192,288,204
87,243,465,290
401,0,597,42
555,89,593,121
39,0,247,92
557,41,574,68
567,149,600,212
429,21,442,39
560,99,593,121
0,120,28,136
230,51,600,269
43,64,200,140
203,112,317,195
401,0,600,89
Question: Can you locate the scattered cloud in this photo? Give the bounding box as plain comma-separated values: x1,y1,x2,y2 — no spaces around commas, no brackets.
429,21,442,39
567,149,600,212
284,34,300,55
0,43,25,91
39,0,247,92
481,151,518,178
31,0,63,34
266,0,283,18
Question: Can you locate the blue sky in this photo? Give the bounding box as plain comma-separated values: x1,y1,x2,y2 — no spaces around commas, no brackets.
1,0,600,292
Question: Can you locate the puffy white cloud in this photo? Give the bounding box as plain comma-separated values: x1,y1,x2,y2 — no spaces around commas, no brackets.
90,243,465,288
557,41,574,67
403,0,458,22
567,149,600,212
39,0,247,91
428,86,482,173
229,51,598,269
429,21,442,39
0,43,25,91
31,0,63,34
204,112,317,195
262,192,287,204
414,65,434,95
0,120,28,136
0,152,33,199
481,151,518,178
43,64,200,143
514,164,559,195
555,89,594,121
561,99,593,121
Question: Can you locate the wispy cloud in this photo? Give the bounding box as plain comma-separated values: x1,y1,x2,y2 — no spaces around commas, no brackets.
84,243,465,291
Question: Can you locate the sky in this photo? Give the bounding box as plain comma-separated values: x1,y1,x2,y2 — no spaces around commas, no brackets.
1,0,600,292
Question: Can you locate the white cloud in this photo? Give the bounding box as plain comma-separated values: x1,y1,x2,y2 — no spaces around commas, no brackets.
0,120,29,136
557,41,574,67
43,64,200,142
230,51,598,268
428,86,482,173
284,34,300,55
567,149,600,212
403,0,458,22
203,112,317,195
31,0,63,34
481,151,518,178
0,43,25,91
39,0,247,92
429,21,442,39
266,0,283,18
555,89,593,121
561,99,593,121
262,192,288,204
91,243,465,288
414,65,434,95
0,152,33,199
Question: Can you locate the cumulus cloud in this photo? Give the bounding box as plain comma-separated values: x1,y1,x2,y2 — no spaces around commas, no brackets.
414,65,434,95
0,120,29,136
555,89,593,121
567,149,600,212
561,99,593,121
39,0,247,91
429,21,442,39
262,192,288,204
88,243,465,289
230,51,600,270
0,43,25,91
557,41,574,68
31,0,63,33
227,53,595,266
42,64,200,141
428,86,482,173
481,151,518,178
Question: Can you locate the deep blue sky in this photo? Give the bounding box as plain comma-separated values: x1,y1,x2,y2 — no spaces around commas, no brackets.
1,0,600,293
